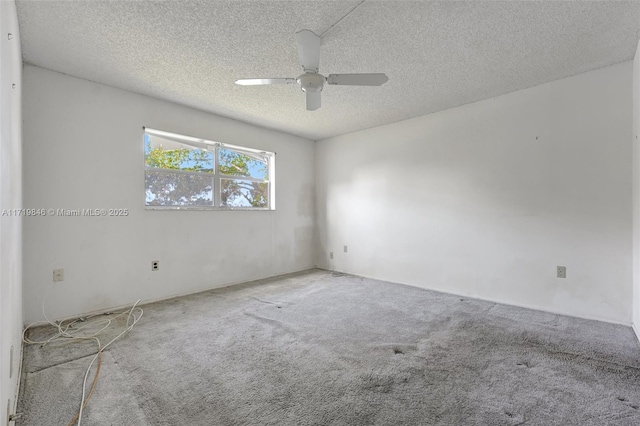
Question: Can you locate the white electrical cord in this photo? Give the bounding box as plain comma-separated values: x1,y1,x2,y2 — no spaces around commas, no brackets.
23,285,144,426
77,301,143,426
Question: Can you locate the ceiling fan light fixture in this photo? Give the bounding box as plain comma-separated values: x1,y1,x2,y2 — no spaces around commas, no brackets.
297,73,325,93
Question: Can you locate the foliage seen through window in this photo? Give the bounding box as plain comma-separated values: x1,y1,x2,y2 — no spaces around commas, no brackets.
144,130,273,209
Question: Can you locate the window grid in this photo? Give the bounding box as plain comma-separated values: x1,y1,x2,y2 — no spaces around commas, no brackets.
143,128,274,210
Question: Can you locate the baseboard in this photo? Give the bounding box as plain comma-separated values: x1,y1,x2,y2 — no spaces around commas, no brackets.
318,267,633,327
26,266,637,339
10,340,24,424
23,266,319,327
454,291,632,327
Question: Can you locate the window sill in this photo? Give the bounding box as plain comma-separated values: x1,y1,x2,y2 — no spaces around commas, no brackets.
145,206,274,211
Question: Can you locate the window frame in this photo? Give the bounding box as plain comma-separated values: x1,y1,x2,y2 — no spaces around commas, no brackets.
143,127,275,211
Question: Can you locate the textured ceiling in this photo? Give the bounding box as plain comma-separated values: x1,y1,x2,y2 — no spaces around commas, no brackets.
15,0,640,140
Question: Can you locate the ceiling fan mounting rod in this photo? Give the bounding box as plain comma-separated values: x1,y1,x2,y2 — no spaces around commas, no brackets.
319,0,367,38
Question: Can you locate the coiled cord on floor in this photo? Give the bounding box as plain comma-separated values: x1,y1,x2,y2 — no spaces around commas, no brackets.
22,284,143,426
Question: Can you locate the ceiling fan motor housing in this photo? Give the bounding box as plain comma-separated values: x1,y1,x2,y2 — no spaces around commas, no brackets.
297,73,325,93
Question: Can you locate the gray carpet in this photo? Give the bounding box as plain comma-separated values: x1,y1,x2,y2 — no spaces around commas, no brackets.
17,270,640,425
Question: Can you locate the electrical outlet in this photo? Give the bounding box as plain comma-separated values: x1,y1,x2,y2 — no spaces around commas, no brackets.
557,266,566,279
53,268,64,282
151,260,159,271
329,252,333,259
343,245,348,253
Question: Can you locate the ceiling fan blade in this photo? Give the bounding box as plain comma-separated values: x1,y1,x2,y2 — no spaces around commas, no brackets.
295,30,321,73
327,73,389,86
306,92,321,111
235,78,296,86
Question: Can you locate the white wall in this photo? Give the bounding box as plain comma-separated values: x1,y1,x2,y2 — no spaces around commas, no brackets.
633,42,640,339
22,65,315,323
316,62,633,324
0,0,23,422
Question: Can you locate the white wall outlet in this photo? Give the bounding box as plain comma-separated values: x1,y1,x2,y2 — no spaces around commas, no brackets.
151,260,159,271
557,266,566,278
343,245,348,253
53,268,64,282
329,252,333,259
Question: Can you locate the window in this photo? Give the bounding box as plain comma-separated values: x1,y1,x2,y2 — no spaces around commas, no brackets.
144,128,275,210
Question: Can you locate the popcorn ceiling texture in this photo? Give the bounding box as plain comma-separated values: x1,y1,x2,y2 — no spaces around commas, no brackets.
15,0,640,140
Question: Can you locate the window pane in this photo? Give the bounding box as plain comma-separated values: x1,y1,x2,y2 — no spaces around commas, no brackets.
145,171,213,206
221,178,268,208
145,134,213,173
218,147,268,179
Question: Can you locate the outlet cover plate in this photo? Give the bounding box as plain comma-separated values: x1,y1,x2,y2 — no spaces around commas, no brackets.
557,266,566,278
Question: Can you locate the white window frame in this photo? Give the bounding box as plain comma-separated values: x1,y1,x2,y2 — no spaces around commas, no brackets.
144,127,275,210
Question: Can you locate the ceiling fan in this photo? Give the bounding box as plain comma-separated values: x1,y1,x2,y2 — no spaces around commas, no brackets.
235,29,389,111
